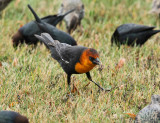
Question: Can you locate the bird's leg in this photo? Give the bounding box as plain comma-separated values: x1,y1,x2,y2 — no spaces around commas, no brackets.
67,74,72,94
61,74,72,101
86,72,109,91
159,13,160,28
79,21,84,32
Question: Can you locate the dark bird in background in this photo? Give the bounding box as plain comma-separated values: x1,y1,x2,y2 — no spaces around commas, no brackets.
111,23,160,47
0,0,12,12
35,33,106,93
0,110,29,123
58,0,85,33
12,7,75,47
135,95,160,122
28,5,77,46
150,0,160,27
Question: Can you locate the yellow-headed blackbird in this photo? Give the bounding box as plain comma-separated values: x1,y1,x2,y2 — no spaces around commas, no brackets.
0,110,29,123
35,33,105,92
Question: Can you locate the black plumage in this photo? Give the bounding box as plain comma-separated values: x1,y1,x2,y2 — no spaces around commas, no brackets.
111,23,160,46
0,110,29,123
35,33,106,93
0,0,12,12
12,7,75,47
28,5,77,46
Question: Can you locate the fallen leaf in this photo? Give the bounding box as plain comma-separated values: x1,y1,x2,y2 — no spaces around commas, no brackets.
16,21,24,28
13,58,18,67
112,69,117,77
114,90,117,95
125,113,136,119
21,90,31,95
20,24,23,28
0,62,2,67
9,102,18,108
49,101,55,108
115,58,126,70
71,84,80,95
67,101,72,107
14,0,20,7
95,34,99,45
119,85,124,90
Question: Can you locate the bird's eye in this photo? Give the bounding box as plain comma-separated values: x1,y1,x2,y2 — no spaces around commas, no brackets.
89,56,95,61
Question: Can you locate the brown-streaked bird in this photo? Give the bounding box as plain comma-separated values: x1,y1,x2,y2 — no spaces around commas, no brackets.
135,95,160,122
58,0,85,33
12,7,75,47
150,0,160,14
0,0,12,12
0,110,29,123
35,33,106,93
150,0,160,26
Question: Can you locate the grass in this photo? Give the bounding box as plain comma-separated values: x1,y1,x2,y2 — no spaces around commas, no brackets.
0,0,160,122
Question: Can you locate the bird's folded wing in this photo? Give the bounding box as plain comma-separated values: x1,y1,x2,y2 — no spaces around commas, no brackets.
35,33,72,62
118,24,155,35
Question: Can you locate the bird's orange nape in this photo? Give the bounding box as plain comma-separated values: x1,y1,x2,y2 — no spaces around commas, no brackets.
75,49,99,73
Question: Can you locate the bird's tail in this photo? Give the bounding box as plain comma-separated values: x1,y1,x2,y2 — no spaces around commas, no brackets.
53,9,75,26
152,29,160,34
35,33,70,63
148,29,160,38
28,4,41,23
61,8,75,17
34,33,58,47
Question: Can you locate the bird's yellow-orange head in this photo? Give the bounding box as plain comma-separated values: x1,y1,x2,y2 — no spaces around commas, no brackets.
75,48,100,73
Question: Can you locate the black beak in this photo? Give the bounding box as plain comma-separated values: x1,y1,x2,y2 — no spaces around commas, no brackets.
92,58,101,65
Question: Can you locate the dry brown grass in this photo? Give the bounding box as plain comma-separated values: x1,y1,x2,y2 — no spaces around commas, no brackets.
0,0,160,122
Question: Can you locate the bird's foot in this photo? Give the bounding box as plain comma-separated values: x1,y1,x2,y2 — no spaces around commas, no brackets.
62,93,74,102
98,86,112,92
